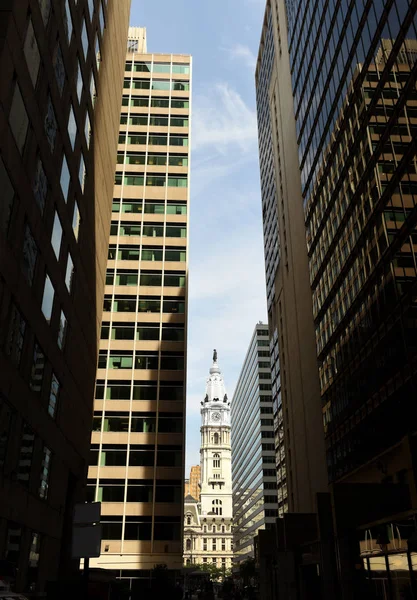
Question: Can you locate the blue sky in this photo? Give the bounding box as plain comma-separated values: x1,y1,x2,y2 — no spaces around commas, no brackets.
130,0,267,472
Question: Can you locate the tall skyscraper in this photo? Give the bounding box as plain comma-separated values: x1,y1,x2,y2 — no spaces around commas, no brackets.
231,323,279,566
86,28,191,593
183,352,233,571
256,0,417,597
0,0,130,592
256,2,328,517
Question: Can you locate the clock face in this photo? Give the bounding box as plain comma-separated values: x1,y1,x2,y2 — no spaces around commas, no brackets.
211,412,221,422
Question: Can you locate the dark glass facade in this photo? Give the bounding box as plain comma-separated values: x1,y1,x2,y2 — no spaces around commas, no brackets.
287,0,417,481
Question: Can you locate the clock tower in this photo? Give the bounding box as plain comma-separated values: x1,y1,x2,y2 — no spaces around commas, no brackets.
200,350,232,518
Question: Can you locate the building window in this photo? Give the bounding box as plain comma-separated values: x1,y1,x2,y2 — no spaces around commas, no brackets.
186,539,191,551
6,304,26,366
60,154,70,201
88,0,94,20
24,19,40,87
44,95,57,151
17,423,35,483
222,538,226,551
33,159,47,213
9,84,29,153
39,446,52,499
76,59,83,102
203,525,207,533
81,19,88,60
57,310,67,349
72,201,81,240
212,558,217,564
203,538,207,551
51,212,62,258
186,515,191,525
41,275,54,321
27,532,41,589
63,0,72,42
22,224,38,285
29,342,45,393
84,110,91,148
212,525,216,532
212,539,217,551
53,43,65,94
48,373,59,418
65,253,74,292
203,557,207,564
212,499,222,516
68,105,77,149
213,453,220,468
213,433,219,444
186,559,191,566
38,0,51,25
79,153,85,192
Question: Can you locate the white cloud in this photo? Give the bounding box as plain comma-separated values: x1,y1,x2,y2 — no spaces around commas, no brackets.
191,83,258,153
225,43,257,70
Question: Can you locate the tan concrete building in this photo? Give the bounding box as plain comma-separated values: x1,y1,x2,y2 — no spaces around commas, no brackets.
184,465,201,501
0,0,130,593
255,0,328,517
86,27,191,593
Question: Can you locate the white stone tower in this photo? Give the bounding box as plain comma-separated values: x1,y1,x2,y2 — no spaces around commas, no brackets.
200,350,233,518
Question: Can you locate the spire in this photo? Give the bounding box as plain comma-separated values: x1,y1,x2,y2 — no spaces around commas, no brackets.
202,349,229,406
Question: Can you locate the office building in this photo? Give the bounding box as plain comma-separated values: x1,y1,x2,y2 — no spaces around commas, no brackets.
256,0,417,598
0,0,130,592
231,323,278,566
86,28,191,593
184,465,201,501
183,352,233,571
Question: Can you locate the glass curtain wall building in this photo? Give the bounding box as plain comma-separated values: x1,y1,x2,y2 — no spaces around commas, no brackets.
256,0,417,597
231,324,279,566
0,0,130,592
86,28,191,593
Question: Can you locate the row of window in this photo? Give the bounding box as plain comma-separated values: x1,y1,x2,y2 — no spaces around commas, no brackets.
101,322,184,341
125,62,190,74
114,174,188,187
117,153,188,167
105,270,185,288
119,133,188,146
95,381,183,401
108,247,186,262
120,115,189,127
103,296,185,314
88,479,182,503
92,412,183,434
112,199,187,215
89,444,182,467
122,97,189,109
123,79,189,91
110,223,186,238
90,515,180,541
98,352,184,371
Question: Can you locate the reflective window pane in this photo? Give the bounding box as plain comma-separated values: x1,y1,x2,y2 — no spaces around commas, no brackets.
57,310,67,349
24,20,40,87
79,153,85,192
44,96,57,151
51,212,62,259
65,253,74,292
81,20,88,60
63,0,72,43
41,275,54,321
39,447,52,499
33,159,47,213
68,105,77,149
60,155,70,201
72,201,81,240
22,224,38,285
9,84,29,153
53,43,65,95
48,374,60,418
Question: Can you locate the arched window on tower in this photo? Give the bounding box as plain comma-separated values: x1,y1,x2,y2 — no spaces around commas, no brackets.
212,524,216,532
213,432,219,444
186,539,191,551
213,453,220,468
186,514,192,525
212,499,222,516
